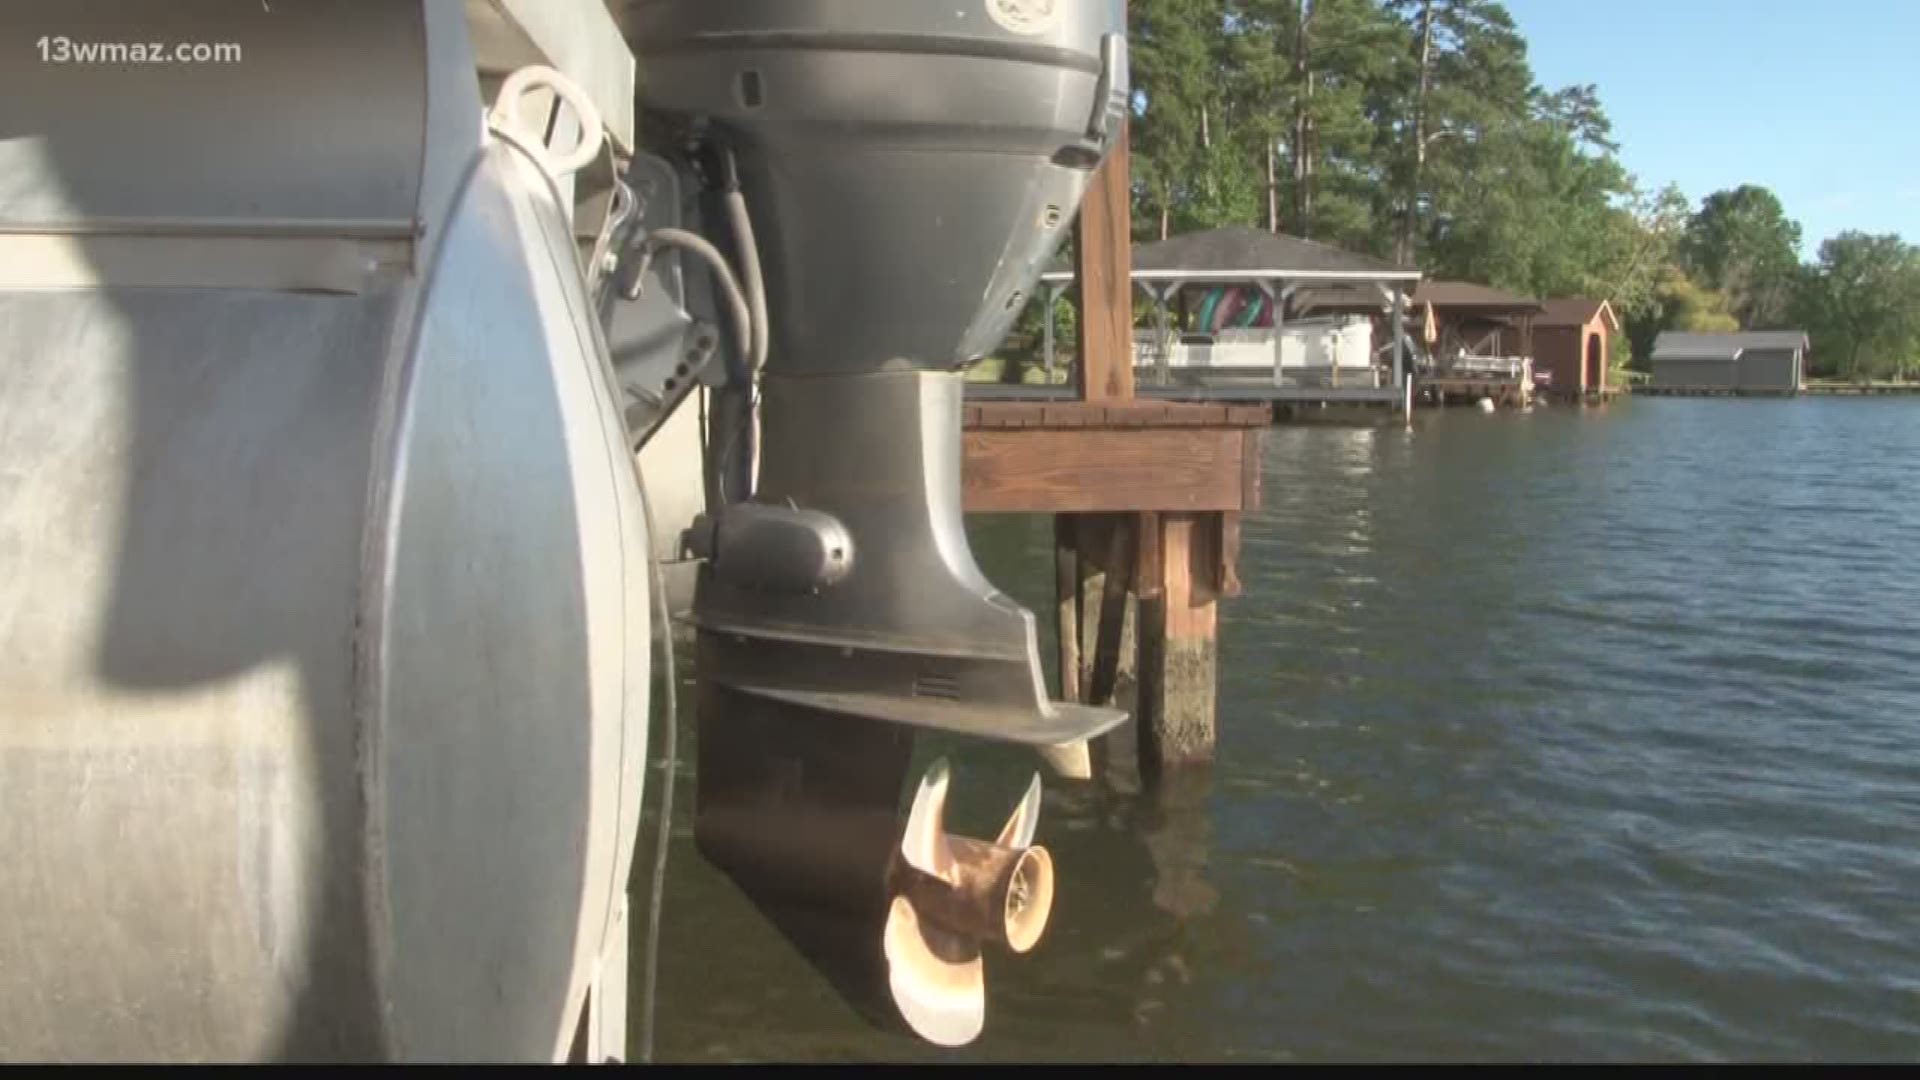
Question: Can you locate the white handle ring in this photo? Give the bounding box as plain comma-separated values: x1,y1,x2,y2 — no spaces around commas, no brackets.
489,64,604,178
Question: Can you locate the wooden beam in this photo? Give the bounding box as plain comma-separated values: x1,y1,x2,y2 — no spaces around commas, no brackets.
1238,428,1264,511
1054,515,1082,706
1074,513,1139,785
1219,512,1243,599
1134,511,1163,601
1086,518,1134,707
1073,122,1135,403
963,427,1252,513
963,400,1272,430
1073,515,1111,704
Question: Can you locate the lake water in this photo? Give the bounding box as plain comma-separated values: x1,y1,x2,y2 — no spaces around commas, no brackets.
646,396,1920,1062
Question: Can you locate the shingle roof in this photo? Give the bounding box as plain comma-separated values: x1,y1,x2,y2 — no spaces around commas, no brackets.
1297,279,1550,314
1536,298,1617,330
1652,330,1810,360
1040,225,1417,282
1134,226,1411,276
1410,280,1542,312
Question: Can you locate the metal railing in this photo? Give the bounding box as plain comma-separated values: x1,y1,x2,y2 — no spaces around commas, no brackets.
1443,354,1531,378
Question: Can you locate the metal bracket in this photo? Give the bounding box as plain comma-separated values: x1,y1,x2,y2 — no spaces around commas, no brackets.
598,151,740,449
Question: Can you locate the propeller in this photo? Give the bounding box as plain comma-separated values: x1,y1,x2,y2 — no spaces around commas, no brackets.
883,760,1056,1047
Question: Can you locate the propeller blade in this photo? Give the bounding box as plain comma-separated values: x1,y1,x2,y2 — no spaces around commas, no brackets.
1037,739,1092,781
883,895,985,1048
995,773,1043,851
901,758,956,880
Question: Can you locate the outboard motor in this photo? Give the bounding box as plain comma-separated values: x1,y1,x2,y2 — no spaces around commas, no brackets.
621,0,1131,1046
0,0,650,1062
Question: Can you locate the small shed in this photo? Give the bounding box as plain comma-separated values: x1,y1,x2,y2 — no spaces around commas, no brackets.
1533,298,1618,399
1650,331,1810,394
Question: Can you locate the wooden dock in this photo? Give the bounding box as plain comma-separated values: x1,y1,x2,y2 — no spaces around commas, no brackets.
962,400,1267,515
1632,386,1796,398
1420,372,1531,408
1805,382,1920,396
959,124,1264,776
968,379,1404,413
1632,381,1918,398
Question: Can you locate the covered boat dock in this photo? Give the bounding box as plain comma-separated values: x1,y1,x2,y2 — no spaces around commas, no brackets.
1022,225,1423,416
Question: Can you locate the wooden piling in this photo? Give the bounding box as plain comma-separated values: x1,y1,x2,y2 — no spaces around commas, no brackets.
1046,516,1140,775
1085,515,1133,708
1137,512,1221,773
1053,514,1082,705
1040,514,1094,780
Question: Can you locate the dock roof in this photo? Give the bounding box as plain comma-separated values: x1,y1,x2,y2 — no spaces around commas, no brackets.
1040,225,1420,285
1293,279,1545,317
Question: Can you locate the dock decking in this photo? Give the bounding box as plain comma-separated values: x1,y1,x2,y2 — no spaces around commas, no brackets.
1633,383,1920,397
967,380,1402,405
961,399,1267,515
1804,382,1920,395
1421,372,1531,408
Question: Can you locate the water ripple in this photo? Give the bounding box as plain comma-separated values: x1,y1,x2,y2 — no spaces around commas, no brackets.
659,400,1920,1062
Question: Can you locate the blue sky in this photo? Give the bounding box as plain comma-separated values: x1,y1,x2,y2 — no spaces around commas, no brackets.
1505,0,1919,256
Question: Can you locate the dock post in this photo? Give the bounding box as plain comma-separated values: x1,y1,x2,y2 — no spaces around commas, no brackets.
1397,286,1413,399
1054,514,1081,705
1137,511,1220,773
1045,513,1139,782
1081,515,1134,705
1077,514,1139,780
1043,514,1095,780
1052,118,1138,782
1072,123,1135,403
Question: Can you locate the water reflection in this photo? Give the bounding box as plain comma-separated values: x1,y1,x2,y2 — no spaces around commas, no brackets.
1138,767,1218,922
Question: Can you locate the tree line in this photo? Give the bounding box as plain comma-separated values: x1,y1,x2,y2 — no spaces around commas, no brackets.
1123,0,1920,379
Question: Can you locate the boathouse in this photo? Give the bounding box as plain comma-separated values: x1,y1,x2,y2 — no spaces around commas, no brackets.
1649,331,1810,395
1295,279,1544,369
1533,298,1618,400
1405,280,1542,373
1032,225,1422,409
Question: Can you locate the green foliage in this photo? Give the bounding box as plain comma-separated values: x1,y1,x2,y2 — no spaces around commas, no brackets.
1658,267,1740,333
965,356,1067,385
1680,185,1803,327
1131,0,1636,284
1130,0,1245,238
1608,329,1634,372
1421,113,1634,301
1118,2,1907,369
1000,292,1079,371
1608,183,1692,327
1793,232,1920,380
